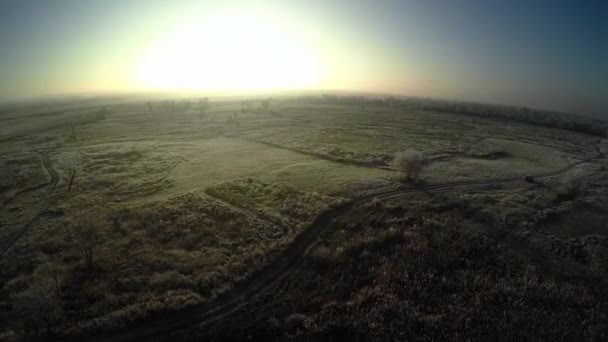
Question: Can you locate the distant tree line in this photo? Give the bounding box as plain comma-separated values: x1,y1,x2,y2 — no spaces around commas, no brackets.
294,95,608,137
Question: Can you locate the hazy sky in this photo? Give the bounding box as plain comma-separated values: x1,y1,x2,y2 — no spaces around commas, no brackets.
0,0,606,116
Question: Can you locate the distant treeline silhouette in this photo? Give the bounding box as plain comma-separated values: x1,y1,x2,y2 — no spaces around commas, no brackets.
295,95,608,137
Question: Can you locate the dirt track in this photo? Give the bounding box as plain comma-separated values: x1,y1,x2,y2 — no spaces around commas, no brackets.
84,160,582,342
0,150,59,258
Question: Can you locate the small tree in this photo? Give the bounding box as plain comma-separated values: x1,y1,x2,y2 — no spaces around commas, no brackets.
69,125,77,142
393,149,424,182
69,210,102,270
59,152,82,191
262,97,272,111
95,107,108,120
199,97,209,118
384,96,395,108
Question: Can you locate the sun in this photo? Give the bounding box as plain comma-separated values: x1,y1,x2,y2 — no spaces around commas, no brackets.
135,12,322,91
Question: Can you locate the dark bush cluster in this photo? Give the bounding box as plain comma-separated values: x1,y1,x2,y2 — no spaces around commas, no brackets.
197,198,608,341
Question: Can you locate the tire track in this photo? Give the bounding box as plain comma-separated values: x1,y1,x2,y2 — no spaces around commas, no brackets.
84,160,582,342
38,150,60,194
0,150,59,258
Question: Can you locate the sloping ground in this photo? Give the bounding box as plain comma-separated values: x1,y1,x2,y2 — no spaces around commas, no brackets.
425,138,567,182
1,184,342,339
0,151,60,257
542,204,608,237
163,137,391,195
220,199,605,341
235,122,569,184
79,161,582,341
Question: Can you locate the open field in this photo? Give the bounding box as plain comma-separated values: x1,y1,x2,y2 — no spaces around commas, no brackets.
0,96,607,340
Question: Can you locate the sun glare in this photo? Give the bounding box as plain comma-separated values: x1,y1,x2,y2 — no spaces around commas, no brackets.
136,12,322,91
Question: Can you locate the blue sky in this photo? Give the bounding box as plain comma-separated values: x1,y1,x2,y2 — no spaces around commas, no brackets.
0,0,606,116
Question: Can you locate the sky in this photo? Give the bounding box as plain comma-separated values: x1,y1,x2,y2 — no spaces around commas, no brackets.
0,0,606,116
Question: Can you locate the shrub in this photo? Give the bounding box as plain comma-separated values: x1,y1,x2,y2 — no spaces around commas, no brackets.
11,279,64,336
393,148,424,182
557,172,584,200
149,270,194,290
284,313,309,331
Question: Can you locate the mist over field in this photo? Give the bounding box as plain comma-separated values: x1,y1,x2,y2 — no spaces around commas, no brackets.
1,1,607,341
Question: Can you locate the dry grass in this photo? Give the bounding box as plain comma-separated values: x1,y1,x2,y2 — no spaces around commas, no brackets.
194,196,608,341
0,97,606,339
0,180,340,338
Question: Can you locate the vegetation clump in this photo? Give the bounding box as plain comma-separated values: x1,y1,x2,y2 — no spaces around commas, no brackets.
557,172,585,201
393,148,424,182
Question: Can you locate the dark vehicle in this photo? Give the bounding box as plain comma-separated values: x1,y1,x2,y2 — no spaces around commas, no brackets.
524,175,535,182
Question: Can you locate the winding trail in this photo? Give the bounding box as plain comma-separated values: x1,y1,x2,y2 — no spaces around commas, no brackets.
39,150,60,194
0,150,59,258
84,160,582,342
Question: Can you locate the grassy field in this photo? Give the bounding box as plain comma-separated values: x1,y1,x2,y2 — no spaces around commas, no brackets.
0,96,606,340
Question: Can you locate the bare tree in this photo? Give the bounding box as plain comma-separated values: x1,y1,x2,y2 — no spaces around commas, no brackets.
95,107,108,120
69,210,102,270
393,149,424,182
199,97,209,118
262,97,272,111
384,96,395,108
69,125,77,142
59,152,82,191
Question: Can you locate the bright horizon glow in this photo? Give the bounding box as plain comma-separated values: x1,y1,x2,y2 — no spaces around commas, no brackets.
135,11,323,92
0,1,605,116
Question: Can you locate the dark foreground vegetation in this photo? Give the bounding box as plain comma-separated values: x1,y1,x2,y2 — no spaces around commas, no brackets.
193,196,608,341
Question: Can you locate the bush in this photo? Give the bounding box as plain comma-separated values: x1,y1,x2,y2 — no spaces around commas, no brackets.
11,279,64,337
393,148,424,182
149,270,194,290
284,313,309,331
557,172,584,200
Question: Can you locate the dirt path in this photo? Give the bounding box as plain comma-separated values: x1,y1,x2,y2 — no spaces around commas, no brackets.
0,150,60,258
84,160,582,342
38,150,60,194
